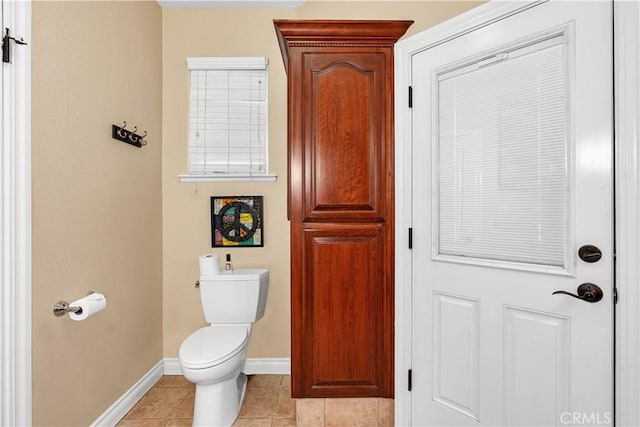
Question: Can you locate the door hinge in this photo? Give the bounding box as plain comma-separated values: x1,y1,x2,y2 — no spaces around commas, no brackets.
613,287,618,304
408,227,413,249
408,86,413,108
3,28,28,64
408,369,413,391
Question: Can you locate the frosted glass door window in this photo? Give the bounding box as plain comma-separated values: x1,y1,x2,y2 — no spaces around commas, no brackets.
436,35,569,267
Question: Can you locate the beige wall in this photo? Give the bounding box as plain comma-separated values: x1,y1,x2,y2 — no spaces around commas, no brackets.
162,1,482,358
32,2,163,425
28,1,482,423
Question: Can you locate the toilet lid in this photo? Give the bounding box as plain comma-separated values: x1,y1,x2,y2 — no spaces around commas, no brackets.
179,326,249,369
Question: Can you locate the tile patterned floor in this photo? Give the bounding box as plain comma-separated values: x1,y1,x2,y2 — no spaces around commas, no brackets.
117,374,295,427
296,397,394,427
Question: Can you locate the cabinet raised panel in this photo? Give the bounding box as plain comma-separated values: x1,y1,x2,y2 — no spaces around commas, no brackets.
302,52,386,221
301,225,387,396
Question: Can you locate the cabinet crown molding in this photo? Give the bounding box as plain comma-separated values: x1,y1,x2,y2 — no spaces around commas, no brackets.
273,20,413,71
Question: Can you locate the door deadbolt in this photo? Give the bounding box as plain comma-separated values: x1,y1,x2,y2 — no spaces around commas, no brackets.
578,245,602,263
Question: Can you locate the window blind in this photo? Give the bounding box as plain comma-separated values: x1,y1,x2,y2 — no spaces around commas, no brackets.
187,57,268,176
436,35,568,267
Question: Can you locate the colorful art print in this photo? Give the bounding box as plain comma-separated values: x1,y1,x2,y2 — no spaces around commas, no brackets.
211,196,264,247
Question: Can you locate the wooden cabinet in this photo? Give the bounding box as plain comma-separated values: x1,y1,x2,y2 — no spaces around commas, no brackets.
274,20,412,398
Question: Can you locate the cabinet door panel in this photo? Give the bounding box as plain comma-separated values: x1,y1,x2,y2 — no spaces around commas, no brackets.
302,52,387,222
292,225,392,397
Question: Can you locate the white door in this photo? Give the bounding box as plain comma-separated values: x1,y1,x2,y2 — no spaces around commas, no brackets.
411,1,613,426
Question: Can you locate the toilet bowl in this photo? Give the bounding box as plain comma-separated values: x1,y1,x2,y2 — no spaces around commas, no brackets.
179,325,251,426
178,258,269,427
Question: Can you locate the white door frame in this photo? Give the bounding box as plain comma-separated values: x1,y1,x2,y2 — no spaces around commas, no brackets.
394,1,640,425
1,0,31,426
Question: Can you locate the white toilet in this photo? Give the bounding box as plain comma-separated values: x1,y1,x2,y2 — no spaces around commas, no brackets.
179,254,269,427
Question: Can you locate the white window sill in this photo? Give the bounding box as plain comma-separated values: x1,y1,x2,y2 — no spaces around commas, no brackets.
179,174,278,183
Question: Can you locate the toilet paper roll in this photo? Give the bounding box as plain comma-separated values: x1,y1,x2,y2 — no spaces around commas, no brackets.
199,254,221,276
69,292,107,321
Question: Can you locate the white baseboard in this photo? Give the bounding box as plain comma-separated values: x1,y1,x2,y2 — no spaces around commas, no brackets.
91,360,164,427
163,357,183,375
242,358,291,375
92,357,291,426
163,357,291,375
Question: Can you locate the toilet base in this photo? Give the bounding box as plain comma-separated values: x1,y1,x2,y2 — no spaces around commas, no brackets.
193,373,248,427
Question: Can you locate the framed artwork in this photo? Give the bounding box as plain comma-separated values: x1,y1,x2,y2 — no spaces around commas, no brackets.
211,196,264,247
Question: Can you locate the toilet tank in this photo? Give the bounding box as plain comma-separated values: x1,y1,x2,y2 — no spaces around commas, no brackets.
199,269,269,324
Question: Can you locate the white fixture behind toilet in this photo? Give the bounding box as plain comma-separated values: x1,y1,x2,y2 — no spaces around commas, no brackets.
179,254,269,427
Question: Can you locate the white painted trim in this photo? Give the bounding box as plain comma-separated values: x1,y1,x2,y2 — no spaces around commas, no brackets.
90,361,164,427
179,174,278,183
394,28,413,427
97,358,291,426
614,1,640,426
395,1,543,60
163,357,291,375
1,1,31,426
163,357,183,375
242,357,291,375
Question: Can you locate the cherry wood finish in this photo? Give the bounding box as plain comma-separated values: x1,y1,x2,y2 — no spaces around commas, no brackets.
302,51,385,222
275,20,412,398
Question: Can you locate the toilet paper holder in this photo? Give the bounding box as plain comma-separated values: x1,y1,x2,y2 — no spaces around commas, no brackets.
53,291,95,317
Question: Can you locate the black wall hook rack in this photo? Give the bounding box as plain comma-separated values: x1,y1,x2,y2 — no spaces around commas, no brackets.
112,121,148,148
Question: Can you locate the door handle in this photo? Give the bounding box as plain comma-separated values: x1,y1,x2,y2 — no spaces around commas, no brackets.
552,283,603,303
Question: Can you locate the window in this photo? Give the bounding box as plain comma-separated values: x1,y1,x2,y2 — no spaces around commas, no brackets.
435,35,569,268
180,57,276,182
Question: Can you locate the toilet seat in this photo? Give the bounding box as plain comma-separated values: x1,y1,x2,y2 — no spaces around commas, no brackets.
179,326,249,370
